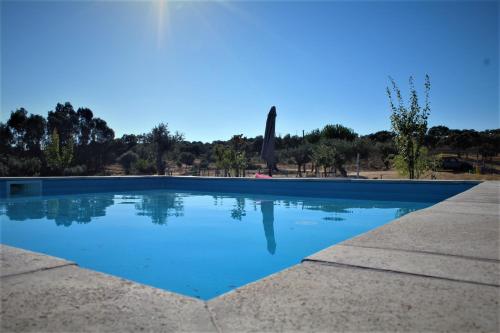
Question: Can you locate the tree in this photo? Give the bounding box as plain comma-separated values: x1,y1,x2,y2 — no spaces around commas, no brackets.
425,125,449,149
312,143,335,177
45,129,61,170
367,130,395,143
233,151,248,177
24,114,46,154
305,129,321,144
393,146,429,179
45,129,73,172
88,117,115,172
0,123,13,153
214,144,233,177
375,141,397,170
321,124,357,141
7,108,28,150
287,144,312,177
447,130,480,158
47,102,78,146
117,151,139,174
150,123,181,175
229,134,245,152
281,134,301,149
179,152,195,169
387,75,431,179
478,129,500,160
329,140,350,177
76,108,94,146
251,136,264,154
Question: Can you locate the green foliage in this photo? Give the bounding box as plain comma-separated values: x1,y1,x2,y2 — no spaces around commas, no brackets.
63,165,87,176
45,129,61,170
278,134,301,149
446,130,481,157
375,141,397,170
229,134,245,151
131,159,156,175
179,152,195,166
47,102,78,146
393,147,430,179
1,98,498,178
321,124,357,141
425,125,449,148
213,144,248,177
387,75,431,179
199,158,210,169
329,140,350,177
214,144,229,176
286,144,312,177
305,129,322,144
367,130,395,143
7,108,29,150
0,160,8,176
61,136,74,168
150,123,182,174
45,129,73,172
3,157,42,176
312,143,335,177
117,151,139,174
233,151,248,177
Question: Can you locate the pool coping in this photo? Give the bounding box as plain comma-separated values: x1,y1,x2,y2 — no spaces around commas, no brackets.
1,180,498,332
0,174,481,184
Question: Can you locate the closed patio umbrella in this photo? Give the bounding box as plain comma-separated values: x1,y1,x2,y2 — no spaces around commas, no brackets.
260,106,277,176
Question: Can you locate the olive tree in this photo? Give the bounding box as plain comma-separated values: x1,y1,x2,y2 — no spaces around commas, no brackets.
288,144,312,177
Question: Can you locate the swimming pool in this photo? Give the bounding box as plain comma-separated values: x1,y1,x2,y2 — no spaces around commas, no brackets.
0,177,477,300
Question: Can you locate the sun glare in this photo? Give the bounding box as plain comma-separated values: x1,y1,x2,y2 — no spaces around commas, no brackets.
155,0,169,48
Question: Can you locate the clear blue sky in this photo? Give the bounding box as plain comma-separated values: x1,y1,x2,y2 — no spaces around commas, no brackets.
1,1,498,142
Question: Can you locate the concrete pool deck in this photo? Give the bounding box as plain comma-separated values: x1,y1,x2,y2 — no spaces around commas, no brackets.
1,181,498,332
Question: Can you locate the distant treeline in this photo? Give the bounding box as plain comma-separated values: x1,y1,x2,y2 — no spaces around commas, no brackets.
1,101,499,177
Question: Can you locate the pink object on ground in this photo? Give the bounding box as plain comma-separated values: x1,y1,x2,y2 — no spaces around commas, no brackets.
255,173,272,179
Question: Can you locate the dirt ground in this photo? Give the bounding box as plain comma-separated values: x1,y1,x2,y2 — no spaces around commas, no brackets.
189,168,500,181
355,170,500,181
105,162,500,181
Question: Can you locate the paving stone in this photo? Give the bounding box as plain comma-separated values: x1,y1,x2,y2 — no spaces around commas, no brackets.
208,262,499,332
447,182,499,204
0,244,74,277
427,200,499,216
343,210,500,260
1,265,217,333
306,244,500,286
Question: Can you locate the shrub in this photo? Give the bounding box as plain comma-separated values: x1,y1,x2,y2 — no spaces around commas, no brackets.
0,160,9,176
199,159,210,169
393,147,430,179
179,152,195,166
131,159,156,175
62,165,88,176
117,151,139,174
7,157,42,176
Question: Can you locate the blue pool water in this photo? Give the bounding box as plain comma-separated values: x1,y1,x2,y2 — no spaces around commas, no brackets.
1,189,432,299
